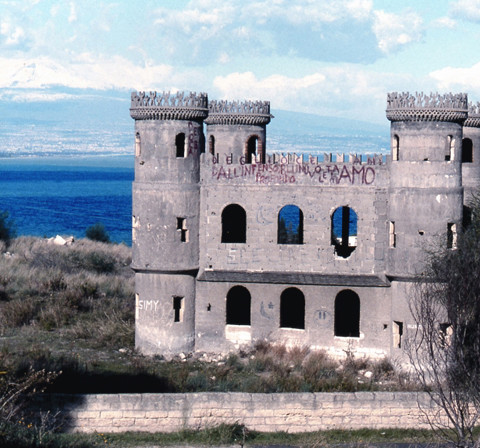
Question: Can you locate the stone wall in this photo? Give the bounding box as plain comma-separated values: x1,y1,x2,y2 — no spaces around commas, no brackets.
39,392,435,433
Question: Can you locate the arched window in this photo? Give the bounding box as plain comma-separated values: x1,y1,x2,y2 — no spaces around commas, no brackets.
176,133,186,158
226,286,251,325
209,135,215,156
462,138,473,163
331,206,357,258
278,205,303,244
135,132,141,157
221,204,246,243
334,290,360,337
392,135,399,161
246,136,258,163
245,135,265,164
280,287,305,329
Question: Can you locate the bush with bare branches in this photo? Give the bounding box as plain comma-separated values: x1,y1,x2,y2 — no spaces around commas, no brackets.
408,193,480,447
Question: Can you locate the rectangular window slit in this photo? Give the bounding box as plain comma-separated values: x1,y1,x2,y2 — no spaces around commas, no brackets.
447,223,457,249
389,221,396,248
177,217,189,242
173,296,184,322
393,321,403,348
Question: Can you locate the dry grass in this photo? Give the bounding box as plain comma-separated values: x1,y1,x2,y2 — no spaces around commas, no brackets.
0,236,134,346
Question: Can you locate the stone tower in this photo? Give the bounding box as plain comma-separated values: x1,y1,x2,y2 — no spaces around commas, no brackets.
130,91,208,354
462,102,480,202
386,92,468,278
204,100,272,163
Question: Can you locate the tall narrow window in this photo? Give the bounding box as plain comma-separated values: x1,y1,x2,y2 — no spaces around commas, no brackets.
389,221,396,248
446,135,455,161
393,321,403,348
334,290,360,337
447,223,457,249
209,135,215,156
173,296,184,322
392,135,399,161
226,286,251,325
462,138,473,163
331,206,357,258
135,132,141,157
278,205,303,244
177,217,188,242
176,133,186,158
221,204,246,243
280,288,305,329
246,136,258,164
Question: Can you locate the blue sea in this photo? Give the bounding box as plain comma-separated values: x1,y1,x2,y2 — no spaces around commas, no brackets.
0,156,134,245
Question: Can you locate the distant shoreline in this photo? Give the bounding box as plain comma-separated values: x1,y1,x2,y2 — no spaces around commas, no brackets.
0,154,134,168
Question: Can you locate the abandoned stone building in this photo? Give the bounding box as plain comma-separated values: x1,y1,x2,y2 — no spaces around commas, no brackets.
130,90,480,358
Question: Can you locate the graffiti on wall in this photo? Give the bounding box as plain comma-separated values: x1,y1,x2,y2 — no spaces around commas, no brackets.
210,154,379,185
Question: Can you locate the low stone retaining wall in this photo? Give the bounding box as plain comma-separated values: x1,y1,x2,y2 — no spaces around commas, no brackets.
39,392,435,433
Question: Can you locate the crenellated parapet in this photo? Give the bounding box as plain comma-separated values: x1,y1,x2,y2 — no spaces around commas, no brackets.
130,91,209,121
464,102,480,128
205,99,272,125
386,91,468,122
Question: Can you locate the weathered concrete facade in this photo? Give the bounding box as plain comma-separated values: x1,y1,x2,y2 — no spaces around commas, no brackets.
131,91,480,358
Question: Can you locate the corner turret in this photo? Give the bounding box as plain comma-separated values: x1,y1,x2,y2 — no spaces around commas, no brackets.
462,102,480,201
131,91,207,355
386,92,467,277
205,100,272,163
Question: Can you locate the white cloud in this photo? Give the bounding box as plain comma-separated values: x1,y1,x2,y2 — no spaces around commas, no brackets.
212,68,405,122
0,21,26,47
372,10,423,53
68,2,77,23
0,55,174,91
450,0,480,22
430,62,480,96
432,16,457,28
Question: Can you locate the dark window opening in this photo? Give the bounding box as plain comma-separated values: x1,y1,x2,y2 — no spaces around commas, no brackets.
463,206,472,230
392,135,399,161
278,205,303,244
135,132,141,157
221,204,246,243
447,223,457,249
226,286,251,325
173,296,184,322
245,135,264,164
331,206,357,258
177,217,188,242
246,136,258,163
280,287,305,329
393,321,403,348
334,290,360,337
176,133,186,158
446,135,454,161
209,135,215,156
462,138,473,163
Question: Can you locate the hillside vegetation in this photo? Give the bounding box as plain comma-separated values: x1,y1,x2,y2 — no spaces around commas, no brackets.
0,236,417,396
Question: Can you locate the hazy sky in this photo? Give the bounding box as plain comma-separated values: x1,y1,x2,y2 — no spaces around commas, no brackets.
1,0,480,123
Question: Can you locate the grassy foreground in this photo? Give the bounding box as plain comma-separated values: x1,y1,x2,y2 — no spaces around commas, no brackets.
0,422,446,447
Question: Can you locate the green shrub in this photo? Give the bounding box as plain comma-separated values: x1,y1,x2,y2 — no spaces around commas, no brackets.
85,222,110,243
